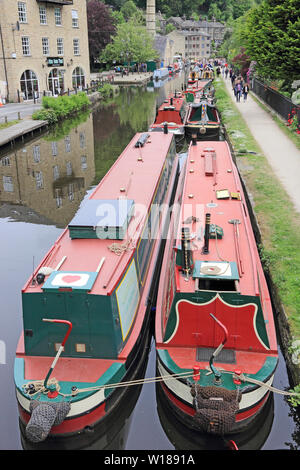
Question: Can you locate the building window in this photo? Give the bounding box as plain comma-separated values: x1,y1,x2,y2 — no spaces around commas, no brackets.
79,131,85,148
33,145,41,163
72,67,85,88
54,7,62,26
65,136,71,153
53,165,60,181
20,70,39,100
68,183,74,201
72,10,79,28
39,6,47,24
55,189,62,208
1,156,10,166
81,156,87,169
21,36,30,56
66,161,72,176
57,38,64,56
3,175,14,192
73,38,80,56
42,37,49,56
18,2,27,23
35,171,43,189
51,141,58,156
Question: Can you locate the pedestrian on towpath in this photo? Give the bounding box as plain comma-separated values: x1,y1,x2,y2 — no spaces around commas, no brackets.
235,81,242,102
243,83,250,102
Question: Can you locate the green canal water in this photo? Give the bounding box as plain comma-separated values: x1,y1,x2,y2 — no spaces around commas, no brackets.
0,73,299,451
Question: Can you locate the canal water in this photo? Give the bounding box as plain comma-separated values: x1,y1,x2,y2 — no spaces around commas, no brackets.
0,72,299,451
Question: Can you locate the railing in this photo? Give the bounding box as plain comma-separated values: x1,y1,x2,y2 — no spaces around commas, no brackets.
251,77,300,124
16,78,109,104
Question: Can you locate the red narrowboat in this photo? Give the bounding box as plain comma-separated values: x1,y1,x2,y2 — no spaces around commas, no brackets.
15,132,179,443
155,140,278,435
149,92,187,138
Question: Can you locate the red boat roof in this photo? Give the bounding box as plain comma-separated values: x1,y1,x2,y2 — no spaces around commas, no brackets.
176,142,273,315
23,132,174,297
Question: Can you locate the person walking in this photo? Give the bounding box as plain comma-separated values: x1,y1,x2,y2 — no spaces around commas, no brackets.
235,81,242,102
243,82,250,102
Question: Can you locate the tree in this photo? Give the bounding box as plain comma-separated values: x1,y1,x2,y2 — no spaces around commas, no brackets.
244,0,300,88
100,19,158,65
87,1,116,67
232,47,251,77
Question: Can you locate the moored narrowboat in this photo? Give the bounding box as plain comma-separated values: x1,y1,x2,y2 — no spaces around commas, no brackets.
184,100,221,140
15,131,179,443
149,92,187,137
155,140,278,436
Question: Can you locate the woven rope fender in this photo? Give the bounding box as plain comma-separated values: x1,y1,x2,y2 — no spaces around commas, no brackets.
191,384,242,435
25,400,71,443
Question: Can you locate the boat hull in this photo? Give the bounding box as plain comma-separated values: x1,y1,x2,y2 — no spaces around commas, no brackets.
15,132,180,442
156,356,276,435
17,306,153,439
185,123,221,141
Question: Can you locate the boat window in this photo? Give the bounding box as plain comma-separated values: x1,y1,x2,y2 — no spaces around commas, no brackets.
196,278,238,292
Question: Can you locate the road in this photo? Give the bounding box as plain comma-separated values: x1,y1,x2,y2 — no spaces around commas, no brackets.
0,102,42,123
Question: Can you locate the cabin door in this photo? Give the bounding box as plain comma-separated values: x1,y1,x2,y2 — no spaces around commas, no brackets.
44,293,91,357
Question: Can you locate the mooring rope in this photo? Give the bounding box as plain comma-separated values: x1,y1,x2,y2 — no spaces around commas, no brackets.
22,368,300,401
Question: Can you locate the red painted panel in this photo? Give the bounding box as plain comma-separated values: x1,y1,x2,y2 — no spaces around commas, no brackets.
167,296,267,352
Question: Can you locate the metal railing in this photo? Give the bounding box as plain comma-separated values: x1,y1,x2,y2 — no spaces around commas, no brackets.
251,77,300,123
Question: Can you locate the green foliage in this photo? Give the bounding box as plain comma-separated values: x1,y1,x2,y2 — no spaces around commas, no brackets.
32,109,58,124
0,119,20,130
32,92,90,124
44,109,91,141
288,384,300,408
243,0,300,87
100,19,158,64
98,83,114,99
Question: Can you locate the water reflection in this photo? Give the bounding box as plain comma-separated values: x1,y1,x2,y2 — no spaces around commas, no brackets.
0,114,95,228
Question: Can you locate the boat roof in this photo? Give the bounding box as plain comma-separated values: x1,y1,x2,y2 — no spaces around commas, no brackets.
175,141,269,302
23,132,174,297
157,93,184,113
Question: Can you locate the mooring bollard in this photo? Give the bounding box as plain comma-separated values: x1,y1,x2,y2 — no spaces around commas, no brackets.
18,112,21,120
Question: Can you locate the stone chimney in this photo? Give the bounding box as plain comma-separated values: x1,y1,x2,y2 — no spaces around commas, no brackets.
146,0,156,37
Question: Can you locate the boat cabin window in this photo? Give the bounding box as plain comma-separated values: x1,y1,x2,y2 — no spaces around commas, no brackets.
196,278,238,292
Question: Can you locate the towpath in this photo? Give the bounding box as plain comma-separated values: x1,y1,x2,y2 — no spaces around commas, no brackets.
221,76,300,214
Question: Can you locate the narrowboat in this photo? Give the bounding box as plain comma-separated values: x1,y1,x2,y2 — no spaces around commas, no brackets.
14,131,179,443
153,67,169,81
184,100,221,140
149,92,187,137
155,140,278,436
183,80,213,104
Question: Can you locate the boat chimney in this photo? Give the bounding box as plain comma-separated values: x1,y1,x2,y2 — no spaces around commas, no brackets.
163,122,168,134
202,213,211,254
181,227,193,280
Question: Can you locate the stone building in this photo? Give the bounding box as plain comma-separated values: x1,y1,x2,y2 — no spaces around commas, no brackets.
167,16,226,53
167,29,211,62
0,0,90,103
